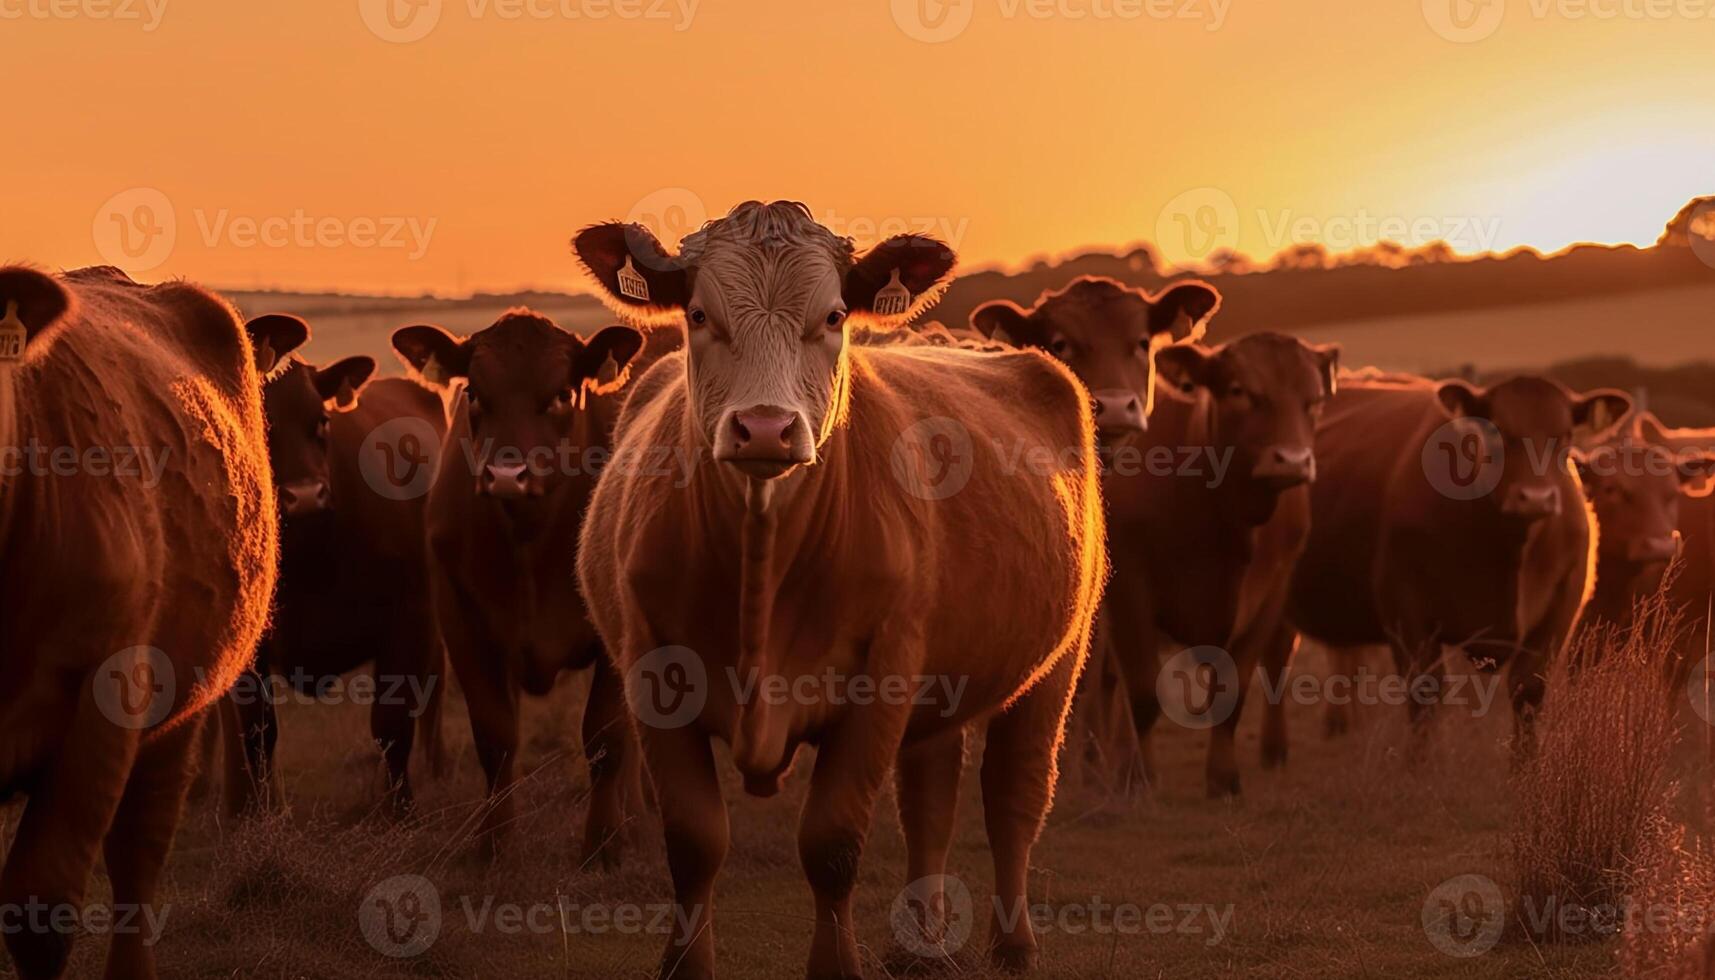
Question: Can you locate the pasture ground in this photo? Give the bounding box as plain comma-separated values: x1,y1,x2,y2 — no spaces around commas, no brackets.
7,646,1706,979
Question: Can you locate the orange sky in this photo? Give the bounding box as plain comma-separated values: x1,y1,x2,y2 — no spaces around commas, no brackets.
4,0,1712,294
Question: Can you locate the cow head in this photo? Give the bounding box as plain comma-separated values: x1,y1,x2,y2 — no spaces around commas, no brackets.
970,277,1220,443
392,313,642,500
574,201,957,482
1435,377,1631,523
1577,413,1715,567
246,314,373,518
1155,334,1340,495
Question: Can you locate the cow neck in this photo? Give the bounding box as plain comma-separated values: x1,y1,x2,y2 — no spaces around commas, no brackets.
0,363,19,543
1180,390,1260,555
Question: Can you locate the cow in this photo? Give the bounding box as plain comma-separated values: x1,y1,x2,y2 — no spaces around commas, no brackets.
572,201,1106,979
220,316,448,817
389,311,649,866
1288,374,1629,749
0,266,276,980
1575,413,1715,629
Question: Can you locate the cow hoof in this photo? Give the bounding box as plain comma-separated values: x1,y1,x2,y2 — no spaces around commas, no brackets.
5,919,73,979
1260,743,1288,770
580,842,624,875
990,943,1038,973
1206,774,1241,798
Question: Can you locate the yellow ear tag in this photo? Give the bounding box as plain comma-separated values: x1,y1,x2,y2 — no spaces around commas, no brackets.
616,257,651,303
0,301,26,362
873,269,912,317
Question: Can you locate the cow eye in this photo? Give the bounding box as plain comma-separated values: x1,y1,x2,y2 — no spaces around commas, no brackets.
1048,337,1071,359
689,308,708,327
547,391,574,414
466,390,483,415
825,310,847,330
1226,383,1248,400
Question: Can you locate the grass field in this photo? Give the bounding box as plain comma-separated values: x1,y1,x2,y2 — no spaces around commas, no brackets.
13,644,1707,979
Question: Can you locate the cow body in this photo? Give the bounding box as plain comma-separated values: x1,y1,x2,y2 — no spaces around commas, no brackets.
226,370,448,814
1288,377,1615,742
0,266,276,980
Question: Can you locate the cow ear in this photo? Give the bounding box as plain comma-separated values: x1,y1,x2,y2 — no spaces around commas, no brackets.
1155,344,1216,396
572,223,690,324
314,356,376,409
391,324,468,389
574,325,646,396
0,267,74,360
1146,280,1222,342
1574,389,1632,438
1636,412,1669,447
969,300,1040,347
1313,343,1341,397
246,314,310,375
1435,380,1485,420
1679,452,1715,498
845,235,957,324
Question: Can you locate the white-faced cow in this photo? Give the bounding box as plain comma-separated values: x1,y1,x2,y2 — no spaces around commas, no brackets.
390,311,649,866
573,201,1106,978
222,314,447,817
0,266,276,980
1289,374,1629,747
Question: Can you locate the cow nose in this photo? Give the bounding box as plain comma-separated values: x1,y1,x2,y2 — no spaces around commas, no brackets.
1253,445,1316,489
280,479,330,516
719,406,812,478
1502,484,1561,519
481,462,533,499
1091,390,1146,436
1628,533,1682,564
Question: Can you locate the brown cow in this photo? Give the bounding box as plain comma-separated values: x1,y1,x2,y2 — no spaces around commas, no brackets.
390,311,647,866
0,266,276,980
1289,375,1629,747
222,317,447,816
1576,413,1715,628
573,201,1106,978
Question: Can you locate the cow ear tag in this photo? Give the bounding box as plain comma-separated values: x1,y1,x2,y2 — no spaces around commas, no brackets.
616,257,651,303
873,269,912,317
0,301,27,362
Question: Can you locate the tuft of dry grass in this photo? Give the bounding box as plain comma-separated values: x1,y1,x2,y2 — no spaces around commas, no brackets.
1509,589,1688,946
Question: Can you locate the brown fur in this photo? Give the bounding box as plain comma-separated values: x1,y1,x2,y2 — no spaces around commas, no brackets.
0,266,276,980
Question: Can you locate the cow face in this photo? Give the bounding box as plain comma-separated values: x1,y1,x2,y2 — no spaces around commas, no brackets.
1155,334,1339,492
246,315,376,518
1577,420,1715,566
574,202,957,481
970,277,1221,443
392,314,642,499
1436,377,1631,522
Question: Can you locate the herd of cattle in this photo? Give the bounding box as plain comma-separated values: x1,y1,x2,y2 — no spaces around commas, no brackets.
1,200,1711,979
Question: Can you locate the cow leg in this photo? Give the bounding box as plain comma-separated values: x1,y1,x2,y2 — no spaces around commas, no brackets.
100,711,204,980
893,725,965,962
643,723,726,980
800,701,912,980
368,649,418,818
1106,593,1162,796
1322,644,1364,738
580,654,641,871
1,686,142,980
1204,675,1249,798
462,663,521,861
981,651,1080,972
1259,628,1300,771
220,659,280,818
